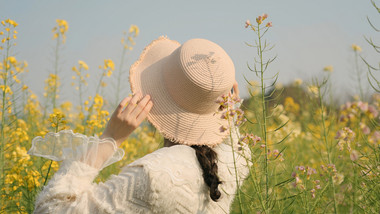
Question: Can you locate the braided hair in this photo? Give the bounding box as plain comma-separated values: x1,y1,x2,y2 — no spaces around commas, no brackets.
191,145,222,201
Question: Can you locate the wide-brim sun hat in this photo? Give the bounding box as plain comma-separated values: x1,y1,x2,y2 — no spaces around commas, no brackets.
129,36,235,146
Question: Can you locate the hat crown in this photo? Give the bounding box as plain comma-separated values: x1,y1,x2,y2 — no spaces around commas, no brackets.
163,38,235,114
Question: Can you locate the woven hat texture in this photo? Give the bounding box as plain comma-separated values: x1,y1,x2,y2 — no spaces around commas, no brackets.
129,36,235,146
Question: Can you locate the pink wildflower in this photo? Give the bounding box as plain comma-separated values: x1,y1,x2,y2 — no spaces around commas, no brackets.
360,122,370,135
262,13,268,20
368,105,379,118
350,150,360,161
321,165,327,172
335,127,355,151
245,20,251,28
239,133,261,146
219,126,227,133
220,111,228,119
266,22,273,27
306,166,317,179
357,101,368,112
370,131,380,144
256,16,263,24
291,172,297,178
295,176,302,184
327,164,337,173
310,189,316,198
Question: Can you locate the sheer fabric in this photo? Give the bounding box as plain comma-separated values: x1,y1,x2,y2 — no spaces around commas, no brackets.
28,128,250,214
29,130,124,170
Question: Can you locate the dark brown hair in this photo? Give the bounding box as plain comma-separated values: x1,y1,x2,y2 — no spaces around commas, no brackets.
191,145,222,201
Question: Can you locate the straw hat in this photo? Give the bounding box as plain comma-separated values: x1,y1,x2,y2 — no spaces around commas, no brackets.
129,36,235,146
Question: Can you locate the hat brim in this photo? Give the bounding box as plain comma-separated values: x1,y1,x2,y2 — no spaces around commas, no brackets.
129,36,229,146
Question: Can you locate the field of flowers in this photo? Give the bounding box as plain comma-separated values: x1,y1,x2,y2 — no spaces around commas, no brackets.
0,8,379,214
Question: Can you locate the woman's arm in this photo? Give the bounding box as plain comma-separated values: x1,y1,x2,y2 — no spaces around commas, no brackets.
29,93,153,213
96,93,152,168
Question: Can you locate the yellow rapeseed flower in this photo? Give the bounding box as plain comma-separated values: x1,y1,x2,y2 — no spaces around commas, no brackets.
101,81,107,87
56,19,68,31
5,19,18,27
308,85,319,97
106,70,112,77
7,56,17,64
78,60,89,70
53,19,68,43
351,44,362,52
293,78,303,86
104,59,115,71
48,110,66,130
323,65,334,72
0,85,12,94
129,24,139,37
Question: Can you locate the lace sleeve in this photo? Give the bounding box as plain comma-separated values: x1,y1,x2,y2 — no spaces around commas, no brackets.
29,130,129,213
28,130,125,170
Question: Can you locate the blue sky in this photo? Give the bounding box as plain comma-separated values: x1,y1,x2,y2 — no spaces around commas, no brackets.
1,0,379,103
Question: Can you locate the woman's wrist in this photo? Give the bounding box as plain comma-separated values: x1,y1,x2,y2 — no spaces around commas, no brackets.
100,132,122,147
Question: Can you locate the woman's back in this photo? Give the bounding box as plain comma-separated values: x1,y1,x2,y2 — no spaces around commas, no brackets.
33,132,249,214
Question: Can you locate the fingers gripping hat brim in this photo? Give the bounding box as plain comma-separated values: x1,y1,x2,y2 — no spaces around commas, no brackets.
129,36,230,146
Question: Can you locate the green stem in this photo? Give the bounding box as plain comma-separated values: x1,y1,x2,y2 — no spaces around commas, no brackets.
354,51,364,101
0,27,11,210
115,46,127,106
44,123,58,186
229,115,243,213
52,35,60,110
351,161,357,214
318,86,338,214
78,69,83,113
257,24,269,205
248,156,268,213
43,160,53,186
83,70,105,135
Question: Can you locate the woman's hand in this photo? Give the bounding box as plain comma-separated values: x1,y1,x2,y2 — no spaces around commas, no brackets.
101,93,153,147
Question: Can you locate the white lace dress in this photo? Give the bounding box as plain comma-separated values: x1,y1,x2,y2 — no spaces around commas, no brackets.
28,129,250,214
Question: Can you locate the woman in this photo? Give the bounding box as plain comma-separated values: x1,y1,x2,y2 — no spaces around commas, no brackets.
29,37,249,213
